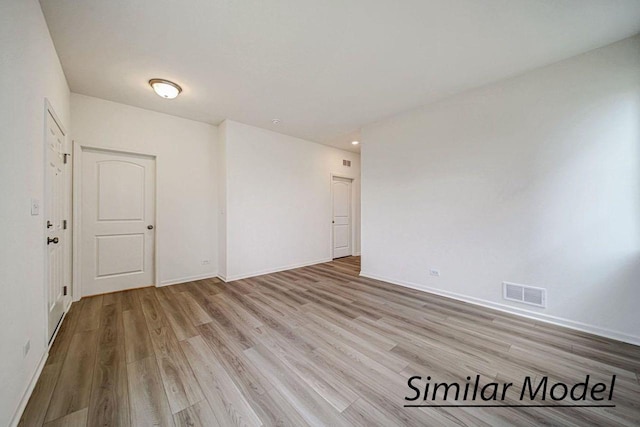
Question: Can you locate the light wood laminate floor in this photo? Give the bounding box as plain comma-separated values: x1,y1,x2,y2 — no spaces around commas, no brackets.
20,257,640,426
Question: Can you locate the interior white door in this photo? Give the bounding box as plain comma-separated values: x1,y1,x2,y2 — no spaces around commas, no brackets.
80,149,155,296
45,111,67,341
332,176,352,259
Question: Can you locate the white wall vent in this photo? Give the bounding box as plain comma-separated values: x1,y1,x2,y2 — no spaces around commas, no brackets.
343,159,351,167
503,282,546,308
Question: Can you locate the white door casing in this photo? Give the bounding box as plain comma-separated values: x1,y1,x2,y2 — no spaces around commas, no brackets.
332,176,352,259
80,148,155,296
45,110,67,341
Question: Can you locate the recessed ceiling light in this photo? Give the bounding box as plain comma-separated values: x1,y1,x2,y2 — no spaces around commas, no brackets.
351,140,360,145
272,119,281,125
149,79,182,99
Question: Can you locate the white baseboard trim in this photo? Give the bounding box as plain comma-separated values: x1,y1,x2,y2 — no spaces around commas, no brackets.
9,299,78,427
158,272,219,287
9,350,48,427
360,271,640,346
224,258,332,282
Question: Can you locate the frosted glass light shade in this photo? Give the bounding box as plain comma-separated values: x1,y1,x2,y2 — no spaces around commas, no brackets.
149,79,182,99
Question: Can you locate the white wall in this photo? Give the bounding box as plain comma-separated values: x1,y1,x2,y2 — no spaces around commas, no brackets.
221,120,360,281
0,1,71,425
71,94,219,287
361,35,640,344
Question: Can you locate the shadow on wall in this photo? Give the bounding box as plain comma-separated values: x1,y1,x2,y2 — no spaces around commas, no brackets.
523,91,640,330
361,37,640,341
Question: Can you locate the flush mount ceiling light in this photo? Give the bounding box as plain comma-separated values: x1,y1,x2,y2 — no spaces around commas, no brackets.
351,140,360,145
149,78,182,99
272,119,281,125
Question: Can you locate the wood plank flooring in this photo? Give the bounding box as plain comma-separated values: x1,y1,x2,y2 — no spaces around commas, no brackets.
20,257,640,426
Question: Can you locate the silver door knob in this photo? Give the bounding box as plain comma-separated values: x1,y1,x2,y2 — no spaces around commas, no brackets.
147,225,154,230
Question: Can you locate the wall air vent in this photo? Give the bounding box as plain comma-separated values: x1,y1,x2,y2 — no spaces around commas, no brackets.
503,282,546,308
343,159,351,167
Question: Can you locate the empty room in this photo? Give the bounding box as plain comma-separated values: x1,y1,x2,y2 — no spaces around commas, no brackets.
2,0,640,426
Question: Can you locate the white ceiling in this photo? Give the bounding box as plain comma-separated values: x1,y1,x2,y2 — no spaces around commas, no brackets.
40,0,640,153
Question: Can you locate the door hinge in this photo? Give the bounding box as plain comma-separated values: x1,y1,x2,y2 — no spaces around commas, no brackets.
63,219,68,229
63,286,68,296
63,153,70,164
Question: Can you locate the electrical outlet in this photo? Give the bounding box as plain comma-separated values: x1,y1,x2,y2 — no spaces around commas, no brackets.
23,340,30,357
201,260,210,265
429,268,440,277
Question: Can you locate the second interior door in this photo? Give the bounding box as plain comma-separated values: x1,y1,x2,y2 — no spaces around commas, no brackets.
45,110,67,341
332,176,352,258
80,148,155,296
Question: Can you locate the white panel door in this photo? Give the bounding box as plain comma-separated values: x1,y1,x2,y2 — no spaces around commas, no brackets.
45,111,67,341
81,149,155,296
332,177,352,259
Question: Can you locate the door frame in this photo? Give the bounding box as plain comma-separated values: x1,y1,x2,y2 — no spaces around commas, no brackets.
72,142,158,300
329,172,357,259
43,99,72,346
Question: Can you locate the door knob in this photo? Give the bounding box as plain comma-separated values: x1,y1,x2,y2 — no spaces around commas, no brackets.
147,225,154,230
47,237,59,245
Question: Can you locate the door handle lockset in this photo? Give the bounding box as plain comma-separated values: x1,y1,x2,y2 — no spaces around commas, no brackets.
147,225,154,230
47,237,59,245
